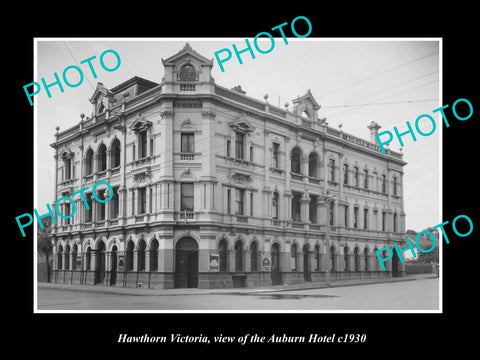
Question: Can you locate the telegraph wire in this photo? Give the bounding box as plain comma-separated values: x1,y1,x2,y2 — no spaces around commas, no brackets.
324,79,439,120
318,50,439,99
63,41,96,91
321,98,438,109
320,70,439,111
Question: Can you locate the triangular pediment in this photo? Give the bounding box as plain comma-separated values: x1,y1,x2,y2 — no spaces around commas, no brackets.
292,89,320,110
292,89,321,121
129,114,152,132
162,43,213,66
89,82,112,104
228,114,255,133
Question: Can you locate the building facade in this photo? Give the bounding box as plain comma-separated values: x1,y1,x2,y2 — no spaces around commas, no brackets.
49,43,407,289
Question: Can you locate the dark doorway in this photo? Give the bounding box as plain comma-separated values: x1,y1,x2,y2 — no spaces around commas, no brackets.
110,245,117,286
175,237,199,288
94,241,106,285
392,248,400,277
303,244,311,282
271,243,281,285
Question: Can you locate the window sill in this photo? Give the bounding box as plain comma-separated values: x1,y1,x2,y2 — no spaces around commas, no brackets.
270,167,284,174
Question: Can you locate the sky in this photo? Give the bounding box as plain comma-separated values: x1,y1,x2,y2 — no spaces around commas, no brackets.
35,38,440,232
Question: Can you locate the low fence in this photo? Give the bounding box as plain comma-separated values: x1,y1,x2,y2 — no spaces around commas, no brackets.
405,263,435,274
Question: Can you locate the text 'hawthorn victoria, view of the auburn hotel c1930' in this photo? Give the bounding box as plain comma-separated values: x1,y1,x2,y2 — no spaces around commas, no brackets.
49,43,407,289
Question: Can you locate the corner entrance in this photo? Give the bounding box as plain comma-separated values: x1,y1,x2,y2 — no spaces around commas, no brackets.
174,237,199,288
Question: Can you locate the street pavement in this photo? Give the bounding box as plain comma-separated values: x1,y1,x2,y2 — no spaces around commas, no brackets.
36,274,439,311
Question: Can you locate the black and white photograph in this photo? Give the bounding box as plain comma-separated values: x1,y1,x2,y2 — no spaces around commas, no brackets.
8,8,478,355
34,38,441,312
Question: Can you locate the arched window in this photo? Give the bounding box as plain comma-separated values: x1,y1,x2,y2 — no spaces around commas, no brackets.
250,241,258,271
72,244,77,270
330,246,335,271
111,138,121,168
125,241,134,271
234,240,243,272
354,247,360,272
314,245,320,270
344,246,349,272
85,247,92,270
85,148,94,175
308,152,319,178
272,191,279,219
179,63,197,81
97,144,107,172
393,213,398,232
64,245,70,270
290,243,297,271
150,239,159,272
57,245,63,270
137,240,146,271
364,248,369,271
291,147,302,174
219,239,228,272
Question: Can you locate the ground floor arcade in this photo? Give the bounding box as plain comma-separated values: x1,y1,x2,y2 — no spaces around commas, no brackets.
51,226,405,289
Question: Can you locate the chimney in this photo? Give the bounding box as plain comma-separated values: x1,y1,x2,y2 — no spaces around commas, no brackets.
367,121,381,143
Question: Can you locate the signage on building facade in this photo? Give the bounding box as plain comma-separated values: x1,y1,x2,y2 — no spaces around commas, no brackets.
262,257,271,271
343,135,381,153
117,255,125,271
209,253,219,272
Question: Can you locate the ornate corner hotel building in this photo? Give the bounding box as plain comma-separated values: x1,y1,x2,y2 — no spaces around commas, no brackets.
50,43,407,289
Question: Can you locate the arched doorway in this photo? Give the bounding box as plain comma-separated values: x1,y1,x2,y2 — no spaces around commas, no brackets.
175,237,198,288
94,241,106,285
271,243,281,285
110,245,117,286
303,244,311,282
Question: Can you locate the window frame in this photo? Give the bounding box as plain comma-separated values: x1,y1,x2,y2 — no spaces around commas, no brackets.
235,131,245,160
181,132,195,153
181,183,194,211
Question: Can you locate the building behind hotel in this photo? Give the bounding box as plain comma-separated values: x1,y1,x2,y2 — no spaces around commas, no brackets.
49,43,407,289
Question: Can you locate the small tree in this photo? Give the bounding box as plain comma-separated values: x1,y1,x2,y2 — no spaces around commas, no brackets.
415,247,439,264
37,217,53,282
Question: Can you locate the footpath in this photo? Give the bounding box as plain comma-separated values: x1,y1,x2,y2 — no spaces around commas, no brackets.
38,273,436,297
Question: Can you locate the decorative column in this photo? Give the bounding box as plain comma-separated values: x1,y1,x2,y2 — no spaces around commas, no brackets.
228,250,236,272
244,250,251,272
118,186,126,223
145,251,150,273
106,149,112,177
301,156,309,184
133,250,138,271
300,192,310,226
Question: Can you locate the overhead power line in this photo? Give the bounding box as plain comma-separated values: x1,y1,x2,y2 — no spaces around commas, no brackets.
318,50,439,99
